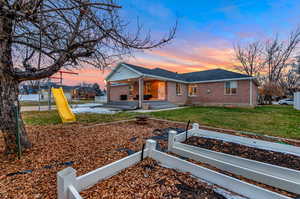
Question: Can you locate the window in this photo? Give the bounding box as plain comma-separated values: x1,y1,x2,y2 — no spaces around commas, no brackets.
176,83,182,96
188,84,197,96
225,81,237,95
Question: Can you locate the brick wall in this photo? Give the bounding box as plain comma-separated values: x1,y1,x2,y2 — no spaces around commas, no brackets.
109,80,258,106
109,85,129,101
186,80,256,106
166,82,188,105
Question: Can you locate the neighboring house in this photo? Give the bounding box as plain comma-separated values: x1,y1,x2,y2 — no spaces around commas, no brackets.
105,63,258,108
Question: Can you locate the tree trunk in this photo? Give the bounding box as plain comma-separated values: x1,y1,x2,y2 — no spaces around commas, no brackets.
0,12,31,154
0,75,32,154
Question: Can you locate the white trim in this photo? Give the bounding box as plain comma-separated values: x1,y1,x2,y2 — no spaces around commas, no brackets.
137,73,187,83
110,83,129,87
105,63,143,81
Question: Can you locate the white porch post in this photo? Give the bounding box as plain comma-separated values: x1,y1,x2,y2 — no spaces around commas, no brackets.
106,81,111,103
138,77,144,108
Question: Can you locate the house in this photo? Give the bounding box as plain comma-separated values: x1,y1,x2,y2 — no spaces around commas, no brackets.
105,63,258,109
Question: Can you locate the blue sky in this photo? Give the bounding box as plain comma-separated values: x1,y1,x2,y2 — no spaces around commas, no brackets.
66,0,300,86
116,0,300,71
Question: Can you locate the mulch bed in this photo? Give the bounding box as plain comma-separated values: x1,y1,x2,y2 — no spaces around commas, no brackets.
81,158,226,199
0,120,185,199
184,136,300,171
0,119,299,199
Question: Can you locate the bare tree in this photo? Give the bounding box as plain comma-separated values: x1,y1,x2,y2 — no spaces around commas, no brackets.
279,68,299,96
233,41,265,76
264,29,300,83
262,28,300,103
0,0,176,154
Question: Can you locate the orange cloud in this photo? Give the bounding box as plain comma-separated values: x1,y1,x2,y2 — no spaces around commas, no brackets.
128,44,238,73
59,42,240,87
56,67,110,88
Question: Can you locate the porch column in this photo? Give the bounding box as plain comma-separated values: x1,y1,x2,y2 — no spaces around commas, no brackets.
138,78,144,108
106,81,111,103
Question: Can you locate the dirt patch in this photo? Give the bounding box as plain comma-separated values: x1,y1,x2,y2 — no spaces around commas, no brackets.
184,136,300,170
81,158,226,199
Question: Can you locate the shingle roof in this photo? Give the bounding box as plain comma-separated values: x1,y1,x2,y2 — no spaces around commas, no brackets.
124,63,186,81
180,69,252,82
123,63,253,82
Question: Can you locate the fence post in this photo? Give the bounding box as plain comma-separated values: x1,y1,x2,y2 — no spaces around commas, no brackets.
192,123,199,136
57,167,77,199
192,123,199,130
168,130,177,151
145,139,157,157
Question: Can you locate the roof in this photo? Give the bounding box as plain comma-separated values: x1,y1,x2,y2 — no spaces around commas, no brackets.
124,63,186,81
106,63,254,83
180,69,252,82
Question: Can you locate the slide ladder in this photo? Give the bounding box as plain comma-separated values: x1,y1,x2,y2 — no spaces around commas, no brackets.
52,87,76,123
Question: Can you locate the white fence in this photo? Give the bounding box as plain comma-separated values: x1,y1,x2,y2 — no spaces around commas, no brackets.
168,124,300,195
294,92,300,110
57,137,294,199
94,95,107,103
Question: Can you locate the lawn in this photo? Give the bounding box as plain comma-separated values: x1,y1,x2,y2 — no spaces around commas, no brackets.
22,105,300,139
150,105,300,139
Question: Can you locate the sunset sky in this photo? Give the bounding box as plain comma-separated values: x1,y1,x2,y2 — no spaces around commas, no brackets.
61,0,300,88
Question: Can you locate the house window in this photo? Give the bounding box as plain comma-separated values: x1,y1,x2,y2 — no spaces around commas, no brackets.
176,83,182,96
225,81,237,95
188,84,197,96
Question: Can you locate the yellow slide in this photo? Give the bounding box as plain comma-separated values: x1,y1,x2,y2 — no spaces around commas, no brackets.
52,87,76,123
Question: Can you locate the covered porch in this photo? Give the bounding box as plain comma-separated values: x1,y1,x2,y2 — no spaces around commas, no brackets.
107,77,167,108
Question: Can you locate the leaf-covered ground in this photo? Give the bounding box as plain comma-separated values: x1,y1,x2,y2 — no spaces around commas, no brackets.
0,120,185,199
0,119,298,199
81,158,226,199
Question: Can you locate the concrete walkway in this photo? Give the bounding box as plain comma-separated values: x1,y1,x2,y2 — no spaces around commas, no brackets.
21,105,56,112
130,106,186,113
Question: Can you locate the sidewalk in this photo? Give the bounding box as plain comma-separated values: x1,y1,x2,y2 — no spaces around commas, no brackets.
21,105,56,112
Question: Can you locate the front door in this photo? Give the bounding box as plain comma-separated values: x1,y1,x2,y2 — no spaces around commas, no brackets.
157,81,166,100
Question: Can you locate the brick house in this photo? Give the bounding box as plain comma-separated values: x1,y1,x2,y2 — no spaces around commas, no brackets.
105,63,258,108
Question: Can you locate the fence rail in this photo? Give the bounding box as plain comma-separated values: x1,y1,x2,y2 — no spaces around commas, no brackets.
57,136,293,199
168,123,300,195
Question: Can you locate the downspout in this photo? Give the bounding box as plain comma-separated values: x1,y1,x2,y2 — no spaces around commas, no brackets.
250,79,253,106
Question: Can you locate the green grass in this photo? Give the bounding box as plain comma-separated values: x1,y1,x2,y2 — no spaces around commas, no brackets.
22,111,138,126
22,105,300,139
149,105,300,139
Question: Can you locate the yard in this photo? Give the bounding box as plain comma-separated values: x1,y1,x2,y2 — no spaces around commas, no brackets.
1,105,300,198
0,120,186,199
23,105,300,139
